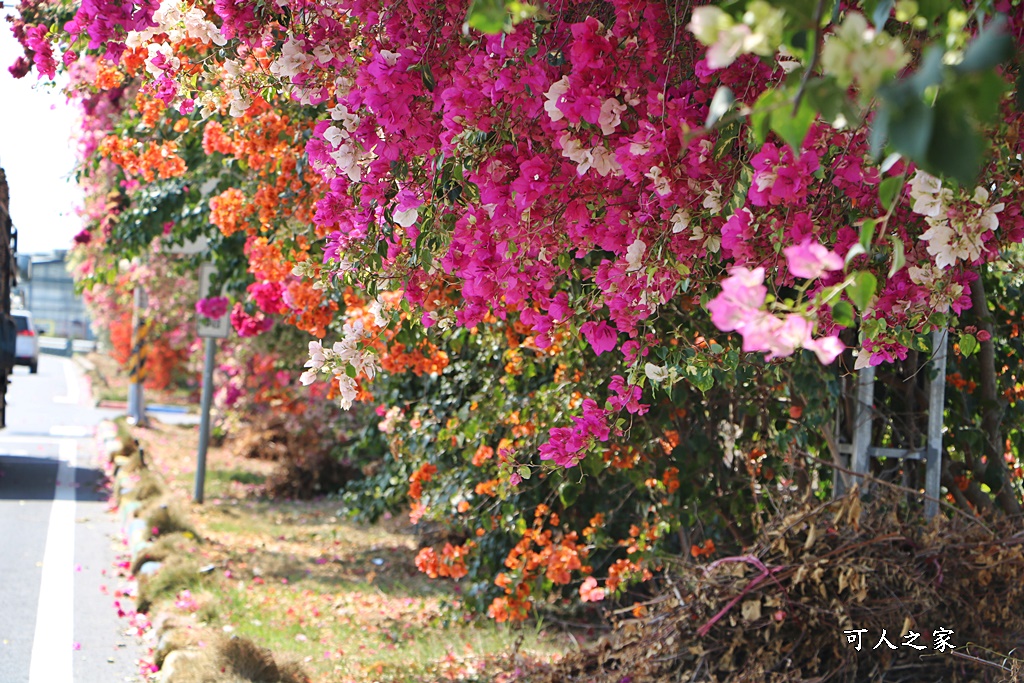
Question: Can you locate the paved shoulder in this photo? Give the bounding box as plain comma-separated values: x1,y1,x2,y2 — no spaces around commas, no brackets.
0,356,143,682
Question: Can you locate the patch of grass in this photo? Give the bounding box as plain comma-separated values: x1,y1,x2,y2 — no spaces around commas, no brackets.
137,554,205,613
210,469,266,486
201,468,268,500
141,496,196,537
195,578,564,682
131,420,581,683
131,531,200,575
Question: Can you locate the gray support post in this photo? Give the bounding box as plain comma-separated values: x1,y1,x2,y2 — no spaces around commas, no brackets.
193,336,216,503
127,286,146,426
924,329,948,519
850,363,876,490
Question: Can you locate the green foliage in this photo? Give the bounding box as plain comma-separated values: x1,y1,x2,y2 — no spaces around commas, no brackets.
870,27,1015,184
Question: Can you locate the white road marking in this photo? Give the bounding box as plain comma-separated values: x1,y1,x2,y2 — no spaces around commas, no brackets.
28,438,77,683
54,359,81,405
49,426,92,438
0,437,65,446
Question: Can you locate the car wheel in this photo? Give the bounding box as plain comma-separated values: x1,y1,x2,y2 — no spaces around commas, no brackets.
29,362,38,374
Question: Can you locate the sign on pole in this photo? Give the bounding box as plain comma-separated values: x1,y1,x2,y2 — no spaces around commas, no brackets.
197,262,229,339
164,235,208,255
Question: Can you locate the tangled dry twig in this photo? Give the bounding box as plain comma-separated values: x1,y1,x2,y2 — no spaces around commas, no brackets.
536,490,1024,683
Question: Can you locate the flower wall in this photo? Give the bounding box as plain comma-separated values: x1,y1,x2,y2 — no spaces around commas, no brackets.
8,0,1024,617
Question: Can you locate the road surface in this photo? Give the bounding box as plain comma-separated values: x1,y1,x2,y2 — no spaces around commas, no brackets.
0,355,142,683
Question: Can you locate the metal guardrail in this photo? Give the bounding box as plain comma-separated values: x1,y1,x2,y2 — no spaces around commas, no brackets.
38,337,97,356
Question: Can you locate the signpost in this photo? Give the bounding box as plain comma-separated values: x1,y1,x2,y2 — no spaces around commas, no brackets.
194,262,228,503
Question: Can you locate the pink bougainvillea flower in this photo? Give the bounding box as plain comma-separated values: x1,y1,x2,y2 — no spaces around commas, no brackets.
804,335,844,364
196,296,229,319
579,576,605,602
784,239,844,280
229,303,273,337
579,320,618,356
707,267,767,332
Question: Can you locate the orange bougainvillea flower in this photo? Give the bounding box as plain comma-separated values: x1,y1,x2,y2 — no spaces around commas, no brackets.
474,479,499,497
135,91,166,128
209,187,253,237
415,547,439,578
409,502,426,525
98,136,186,182
690,539,716,559
202,120,239,156
662,467,681,494
94,62,124,90
415,543,470,581
471,444,494,467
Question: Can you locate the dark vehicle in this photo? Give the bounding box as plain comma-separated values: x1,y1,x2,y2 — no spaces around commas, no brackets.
0,167,18,427
11,310,39,373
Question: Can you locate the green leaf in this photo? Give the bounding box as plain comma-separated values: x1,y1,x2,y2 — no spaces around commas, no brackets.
771,89,817,154
517,465,532,480
878,176,903,212
859,218,877,250
869,104,891,160
923,93,983,185
888,235,906,277
955,17,1012,74
831,300,855,328
844,242,867,266
705,86,735,128
962,70,1012,125
916,0,944,21
420,61,436,92
558,481,580,507
686,365,715,393
959,333,979,357
848,271,877,312
749,89,780,147
887,96,934,162
871,0,894,30
466,0,506,33
805,77,860,129
907,48,945,96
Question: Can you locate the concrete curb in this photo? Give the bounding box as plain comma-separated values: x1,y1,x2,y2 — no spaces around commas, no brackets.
98,421,159,578
99,420,309,682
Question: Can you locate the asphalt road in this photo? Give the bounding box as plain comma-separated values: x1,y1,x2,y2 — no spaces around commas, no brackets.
0,354,142,683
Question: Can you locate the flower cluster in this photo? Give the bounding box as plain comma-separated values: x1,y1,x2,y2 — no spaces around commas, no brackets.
820,11,910,97
195,295,229,319
707,260,843,364
299,320,381,409
909,171,1005,270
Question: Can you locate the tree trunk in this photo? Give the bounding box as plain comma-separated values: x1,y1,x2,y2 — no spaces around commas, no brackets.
970,271,1021,516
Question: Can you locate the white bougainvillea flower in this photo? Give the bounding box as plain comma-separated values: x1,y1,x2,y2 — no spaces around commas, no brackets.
645,362,670,383
543,77,570,122
625,239,647,272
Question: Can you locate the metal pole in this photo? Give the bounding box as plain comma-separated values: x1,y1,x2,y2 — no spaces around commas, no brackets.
850,364,876,492
924,329,948,519
127,286,145,425
194,336,216,503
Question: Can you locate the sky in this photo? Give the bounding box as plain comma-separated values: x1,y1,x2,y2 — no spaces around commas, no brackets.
0,15,84,256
